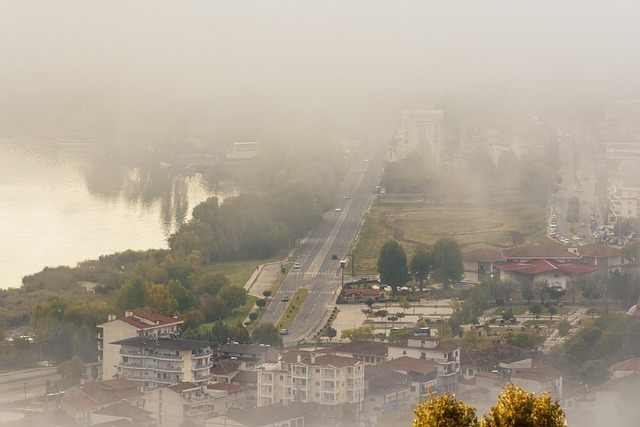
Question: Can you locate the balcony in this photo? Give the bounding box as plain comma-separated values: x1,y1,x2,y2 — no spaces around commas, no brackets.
192,349,214,359
154,365,183,373
194,361,213,370
120,361,147,369
155,353,182,361
120,350,148,358
193,373,213,383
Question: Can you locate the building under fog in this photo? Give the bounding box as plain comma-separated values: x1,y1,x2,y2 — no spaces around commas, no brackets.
389,109,444,163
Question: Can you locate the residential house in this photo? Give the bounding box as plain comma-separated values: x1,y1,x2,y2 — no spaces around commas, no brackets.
319,341,388,364
498,352,562,399
461,248,504,284
387,335,460,393
98,311,183,380
459,343,526,380
113,336,214,391
145,381,226,427
207,383,252,411
218,343,278,368
230,370,258,408
211,359,242,384
206,404,304,427
578,243,623,270
363,366,412,424
256,351,365,408
376,356,438,402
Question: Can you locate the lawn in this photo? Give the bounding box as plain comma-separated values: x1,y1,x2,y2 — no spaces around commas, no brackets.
203,257,280,288
352,196,547,276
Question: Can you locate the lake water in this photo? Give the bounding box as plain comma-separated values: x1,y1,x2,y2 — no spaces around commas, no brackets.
0,139,215,289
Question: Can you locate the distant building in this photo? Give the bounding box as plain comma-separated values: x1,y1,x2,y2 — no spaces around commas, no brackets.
218,343,279,368
98,311,183,380
145,381,226,427
390,109,444,163
226,142,259,160
206,404,305,427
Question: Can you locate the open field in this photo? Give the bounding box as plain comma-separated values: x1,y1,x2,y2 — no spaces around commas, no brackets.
353,195,549,276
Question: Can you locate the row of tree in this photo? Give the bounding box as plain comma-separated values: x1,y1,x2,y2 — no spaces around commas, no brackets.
376,237,464,292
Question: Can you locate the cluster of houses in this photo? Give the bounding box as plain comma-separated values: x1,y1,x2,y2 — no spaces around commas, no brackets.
0,306,613,427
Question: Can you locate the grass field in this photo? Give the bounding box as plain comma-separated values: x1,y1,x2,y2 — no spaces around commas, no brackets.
352,195,549,276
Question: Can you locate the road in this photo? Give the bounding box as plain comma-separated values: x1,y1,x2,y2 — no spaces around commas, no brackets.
0,367,59,406
258,150,383,345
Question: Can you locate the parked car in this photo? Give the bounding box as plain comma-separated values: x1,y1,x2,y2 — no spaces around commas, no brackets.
279,328,289,335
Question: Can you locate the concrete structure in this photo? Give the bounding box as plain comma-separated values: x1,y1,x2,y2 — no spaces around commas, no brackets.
498,353,562,399
577,243,624,270
387,335,460,393
461,248,504,284
226,142,259,160
390,109,444,163
256,350,365,408
145,381,226,427
98,311,183,380
113,336,214,391
218,343,278,368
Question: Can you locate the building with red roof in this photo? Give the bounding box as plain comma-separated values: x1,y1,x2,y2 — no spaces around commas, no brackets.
98,310,183,381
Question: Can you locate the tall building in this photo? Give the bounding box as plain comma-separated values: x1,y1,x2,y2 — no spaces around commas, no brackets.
390,109,444,163
113,336,215,391
98,311,184,380
256,350,365,407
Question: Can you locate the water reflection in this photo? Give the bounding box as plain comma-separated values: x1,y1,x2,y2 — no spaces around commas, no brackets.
0,139,216,288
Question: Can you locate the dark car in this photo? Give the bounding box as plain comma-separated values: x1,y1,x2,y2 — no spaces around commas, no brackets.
282,295,289,302
331,254,338,260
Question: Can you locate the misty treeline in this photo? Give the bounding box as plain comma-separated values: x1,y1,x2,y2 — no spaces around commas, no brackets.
384,149,559,205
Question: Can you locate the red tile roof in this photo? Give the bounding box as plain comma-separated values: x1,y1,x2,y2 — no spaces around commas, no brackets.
380,356,437,374
610,357,640,373
497,259,599,275
62,393,100,411
462,248,504,262
502,244,580,260
208,383,248,393
578,243,622,258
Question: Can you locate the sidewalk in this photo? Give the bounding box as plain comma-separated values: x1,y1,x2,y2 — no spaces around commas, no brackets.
243,262,282,298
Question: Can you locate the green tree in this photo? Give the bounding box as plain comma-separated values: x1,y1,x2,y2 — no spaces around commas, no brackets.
398,296,411,313
167,279,194,313
248,312,258,322
194,273,230,297
218,285,248,310
144,283,179,316
481,384,566,427
115,276,146,311
255,299,267,310
430,237,464,290
622,240,640,264
521,281,535,303
413,391,479,427
557,319,571,337
251,323,283,348
200,296,231,321
548,305,558,319
388,329,414,342
340,326,375,342
377,240,408,292
56,356,85,390
409,248,431,288
263,290,272,298
507,331,545,349
324,327,337,342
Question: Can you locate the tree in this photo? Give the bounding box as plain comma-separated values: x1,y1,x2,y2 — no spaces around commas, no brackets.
507,331,545,349
548,305,558,320
622,240,640,264
251,323,283,348
409,248,431,288
430,237,464,290
481,384,566,427
340,326,375,342
255,299,267,309
388,329,414,342
144,283,179,316
547,287,566,304
263,290,272,298
398,296,411,313
56,356,85,389
218,285,248,310
413,391,479,427
115,276,146,311
324,327,337,342
521,281,535,303
248,312,258,322
377,240,408,292
557,319,571,337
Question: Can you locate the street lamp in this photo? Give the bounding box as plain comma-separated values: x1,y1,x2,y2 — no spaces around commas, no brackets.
340,260,347,288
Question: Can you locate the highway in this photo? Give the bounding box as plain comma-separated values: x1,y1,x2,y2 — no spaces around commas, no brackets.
258,149,383,345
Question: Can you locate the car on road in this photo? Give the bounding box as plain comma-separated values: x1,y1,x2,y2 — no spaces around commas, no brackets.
279,328,289,335
560,237,570,244
335,208,342,212
293,263,301,269
344,195,351,199
331,254,338,260
282,295,289,302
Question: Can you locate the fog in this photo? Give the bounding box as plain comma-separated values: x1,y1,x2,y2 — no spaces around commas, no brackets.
2,1,640,142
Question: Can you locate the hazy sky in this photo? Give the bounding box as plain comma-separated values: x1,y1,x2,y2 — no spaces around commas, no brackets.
2,1,640,129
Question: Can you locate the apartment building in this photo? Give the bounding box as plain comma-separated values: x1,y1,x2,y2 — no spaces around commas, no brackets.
113,336,215,391
387,335,460,393
390,109,444,163
98,310,183,380
256,351,365,408
145,381,226,427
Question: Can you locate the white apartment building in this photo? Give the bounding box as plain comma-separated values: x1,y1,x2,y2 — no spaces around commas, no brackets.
145,381,227,427
387,336,460,393
256,351,365,408
390,109,444,163
98,310,184,380
113,336,214,391
609,177,640,220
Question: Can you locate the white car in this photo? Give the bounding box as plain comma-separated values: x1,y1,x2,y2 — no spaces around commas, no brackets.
335,208,342,212
279,329,289,335
293,263,301,269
